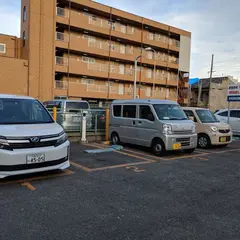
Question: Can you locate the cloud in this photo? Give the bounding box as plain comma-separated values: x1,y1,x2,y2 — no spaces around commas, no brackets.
96,0,240,80
0,0,239,80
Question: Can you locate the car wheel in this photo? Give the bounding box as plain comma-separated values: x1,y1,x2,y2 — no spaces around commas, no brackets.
111,132,120,145
198,134,211,148
152,139,166,156
183,148,195,154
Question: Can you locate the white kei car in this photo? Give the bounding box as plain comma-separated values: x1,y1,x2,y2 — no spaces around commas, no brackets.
214,109,240,136
0,94,70,178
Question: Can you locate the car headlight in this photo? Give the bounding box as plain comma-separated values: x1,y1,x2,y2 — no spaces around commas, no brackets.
191,124,196,134
0,136,12,151
55,132,68,147
210,126,218,132
163,124,172,135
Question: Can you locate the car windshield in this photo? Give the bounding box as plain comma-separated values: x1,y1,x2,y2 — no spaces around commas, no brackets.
196,109,219,123
153,104,188,120
66,102,89,112
0,98,54,124
43,101,62,112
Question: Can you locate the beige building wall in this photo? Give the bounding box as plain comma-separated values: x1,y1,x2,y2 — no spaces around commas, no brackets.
0,34,22,58
0,57,28,95
21,0,56,101
209,81,240,112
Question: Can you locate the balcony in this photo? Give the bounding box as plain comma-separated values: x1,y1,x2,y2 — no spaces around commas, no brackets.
54,80,134,100
56,8,141,42
56,32,179,70
55,56,136,82
142,31,180,52
54,80,68,96
142,71,178,87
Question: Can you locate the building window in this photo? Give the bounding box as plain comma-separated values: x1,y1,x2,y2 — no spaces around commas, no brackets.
82,78,94,84
57,7,65,17
0,43,6,54
82,56,95,64
22,31,26,47
55,96,67,100
146,87,151,97
23,6,27,21
128,26,135,34
148,32,154,40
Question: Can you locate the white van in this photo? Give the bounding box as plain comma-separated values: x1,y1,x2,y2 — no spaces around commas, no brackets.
109,99,197,156
0,95,70,179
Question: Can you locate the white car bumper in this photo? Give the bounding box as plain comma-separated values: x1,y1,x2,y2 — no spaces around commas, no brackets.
0,140,70,179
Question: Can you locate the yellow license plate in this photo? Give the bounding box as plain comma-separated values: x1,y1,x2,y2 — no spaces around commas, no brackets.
173,143,181,150
220,137,227,142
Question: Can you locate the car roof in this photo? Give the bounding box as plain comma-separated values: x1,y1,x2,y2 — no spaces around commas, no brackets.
44,99,88,103
182,107,209,111
112,99,178,105
0,94,34,100
217,109,240,112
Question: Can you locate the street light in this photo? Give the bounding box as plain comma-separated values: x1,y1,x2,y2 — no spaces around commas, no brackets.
133,47,156,99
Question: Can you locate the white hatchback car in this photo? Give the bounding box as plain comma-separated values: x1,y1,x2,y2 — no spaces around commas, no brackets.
214,109,240,135
0,94,70,179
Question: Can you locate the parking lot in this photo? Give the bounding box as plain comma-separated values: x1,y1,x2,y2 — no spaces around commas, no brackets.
1,141,240,239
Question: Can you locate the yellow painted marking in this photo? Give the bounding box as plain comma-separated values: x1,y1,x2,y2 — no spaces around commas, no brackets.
85,143,154,162
21,182,36,191
163,153,209,161
90,161,153,172
70,161,91,172
198,157,209,161
86,143,157,162
123,148,165,160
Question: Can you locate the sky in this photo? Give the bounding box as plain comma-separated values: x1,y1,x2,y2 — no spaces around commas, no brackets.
1,0,239,79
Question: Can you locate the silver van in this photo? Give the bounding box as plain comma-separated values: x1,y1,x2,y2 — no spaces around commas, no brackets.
43,100,92,132
109,99,197,156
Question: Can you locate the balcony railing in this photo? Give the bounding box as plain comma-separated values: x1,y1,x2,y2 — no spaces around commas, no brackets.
55,80,68,89
56,7,69,18
55,56,68,66
56,32,69,42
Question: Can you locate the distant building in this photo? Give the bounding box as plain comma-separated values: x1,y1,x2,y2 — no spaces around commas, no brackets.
0,0,191,105
190,76,240,111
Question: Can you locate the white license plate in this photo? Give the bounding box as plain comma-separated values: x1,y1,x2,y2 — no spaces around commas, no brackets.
26,154,45,164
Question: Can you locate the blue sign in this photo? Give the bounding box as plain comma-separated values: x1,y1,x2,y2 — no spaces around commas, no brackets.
227,95,240,102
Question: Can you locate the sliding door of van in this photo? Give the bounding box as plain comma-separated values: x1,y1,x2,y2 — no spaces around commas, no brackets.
136,105,157,147
121,105,138,144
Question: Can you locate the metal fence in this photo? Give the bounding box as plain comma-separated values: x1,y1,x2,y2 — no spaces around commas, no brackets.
49,109,106,135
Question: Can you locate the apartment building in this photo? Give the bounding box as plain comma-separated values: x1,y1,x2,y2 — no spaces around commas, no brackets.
1,0,191,105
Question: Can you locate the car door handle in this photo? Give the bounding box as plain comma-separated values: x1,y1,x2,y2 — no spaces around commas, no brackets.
138,121,142,124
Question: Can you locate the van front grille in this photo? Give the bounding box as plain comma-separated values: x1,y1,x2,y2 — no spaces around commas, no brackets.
219,129,230,134
176,138,191,147
9,140,57,149
172,130,192,135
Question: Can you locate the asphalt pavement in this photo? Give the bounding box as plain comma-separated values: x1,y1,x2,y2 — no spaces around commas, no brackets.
1,141,240,240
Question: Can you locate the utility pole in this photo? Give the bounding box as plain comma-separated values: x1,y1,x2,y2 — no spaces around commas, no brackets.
208,54,214,109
